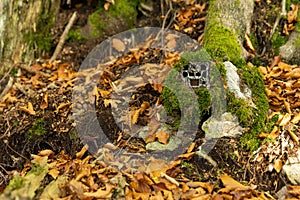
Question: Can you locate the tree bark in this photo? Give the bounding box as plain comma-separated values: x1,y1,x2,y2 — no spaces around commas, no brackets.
0,0,60,74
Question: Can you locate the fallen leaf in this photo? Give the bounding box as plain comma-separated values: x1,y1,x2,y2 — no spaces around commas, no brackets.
76,145,88,159
287,129,299,144
245,34,256,53
104,2,110,10
38,149,54,157
132,109,141,124
291,112,300,124
274,158,283,173
20,102,36,115
279,113,292,126
55,102,71,113
156,130,169,144
287,4,298,23
40,93,48,109
220,174,249,191
112,38,125,52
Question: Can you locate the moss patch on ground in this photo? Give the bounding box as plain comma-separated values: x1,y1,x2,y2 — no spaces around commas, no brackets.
87,0,141,38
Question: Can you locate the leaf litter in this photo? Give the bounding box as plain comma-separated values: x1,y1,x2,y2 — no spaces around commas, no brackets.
1,0,300,199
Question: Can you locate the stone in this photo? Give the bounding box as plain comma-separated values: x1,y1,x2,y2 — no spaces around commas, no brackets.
282,150,300,185
202,112,243,139
279,29,300,64
224,61,251,99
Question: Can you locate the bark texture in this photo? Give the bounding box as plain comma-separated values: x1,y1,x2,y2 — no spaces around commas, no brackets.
0,0,60,74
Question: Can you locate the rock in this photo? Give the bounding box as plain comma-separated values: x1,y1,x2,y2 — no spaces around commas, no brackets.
282,150,300,185
202,112,243,139
224,61,251,99
279,29,300,64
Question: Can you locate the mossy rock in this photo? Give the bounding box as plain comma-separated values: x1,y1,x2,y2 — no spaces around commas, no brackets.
82,0,141,38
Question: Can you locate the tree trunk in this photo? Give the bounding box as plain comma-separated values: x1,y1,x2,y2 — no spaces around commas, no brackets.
0,0,60,74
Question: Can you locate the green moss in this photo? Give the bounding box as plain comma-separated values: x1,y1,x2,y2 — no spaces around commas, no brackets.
67,29,87,42
294,35,300,48
28,119,46,139
161,56,212,130
24,11,54,56
226,91,253,126
203,23,242,63
6,176,25,191
108,0,139,26
88,0,140,37
265,114,279,133
237,62,269,152
203,6,269,151
88,10,106,37
271,30,288,54
181,49,212,63
28,162,46,176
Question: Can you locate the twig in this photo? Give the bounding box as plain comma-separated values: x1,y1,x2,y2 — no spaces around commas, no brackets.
18,63,51,77
261,0,287,56
50,11,77,63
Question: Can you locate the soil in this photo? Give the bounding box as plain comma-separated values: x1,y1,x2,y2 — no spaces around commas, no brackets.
0,0,294,196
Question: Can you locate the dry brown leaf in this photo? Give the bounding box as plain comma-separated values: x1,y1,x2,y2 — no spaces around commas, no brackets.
274,158,283,173
31,74,46,87
187,142,196,153
245,34,256,53
57,64,69,80
55,102,71,113
284,100,292,114
291,112,300,124
177,152,195,160
132,108,141,124
287,4,298,23
270,55,282,68
287,129,299,144
1,92,18,103
20,102,36,115
76,144,88,159
220,174,249,191
278,62,292,72
279,113,292,126
97,88,111,98
38,149,54,157
83,183,113,199
48,168,59,179
112,38,125,52
104,2,110,10
284,68,300,79
156,130,169,144
288,185,300,196
40,93,48,109
258,66,267,75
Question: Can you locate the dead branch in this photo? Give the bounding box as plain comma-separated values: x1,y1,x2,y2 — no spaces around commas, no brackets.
50,11,78,63
261,0,287,56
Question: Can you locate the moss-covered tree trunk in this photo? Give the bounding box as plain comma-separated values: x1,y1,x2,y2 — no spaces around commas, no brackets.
0,0,60,74
203,0,269,151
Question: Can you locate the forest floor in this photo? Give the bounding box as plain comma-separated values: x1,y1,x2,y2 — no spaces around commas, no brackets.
0,0,300,199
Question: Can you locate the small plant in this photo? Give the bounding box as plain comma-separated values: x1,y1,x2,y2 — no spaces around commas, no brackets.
67,29,86,42
28,119,46,139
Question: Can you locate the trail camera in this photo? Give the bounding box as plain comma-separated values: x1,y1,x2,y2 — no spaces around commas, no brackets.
181,62,210,89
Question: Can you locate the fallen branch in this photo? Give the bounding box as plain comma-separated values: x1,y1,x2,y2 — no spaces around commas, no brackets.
261,0,287,56
50,11,77,63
